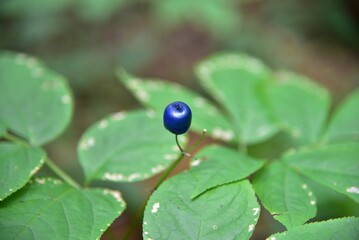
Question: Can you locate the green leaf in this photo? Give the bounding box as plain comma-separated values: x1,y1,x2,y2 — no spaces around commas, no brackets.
252,161,316,229
143,172,260,240
78,109,185,183
195,53,278,145
266,71,330,145
324,89,359,143
0,121,5,137
0,52,73,146
118,70,235,142
284,142,359,203
0,178,126,239
190,145,265,198
0,142,45,201
269,217,359,240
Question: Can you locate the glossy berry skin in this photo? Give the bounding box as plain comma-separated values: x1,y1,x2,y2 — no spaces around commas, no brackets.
163,101,192,135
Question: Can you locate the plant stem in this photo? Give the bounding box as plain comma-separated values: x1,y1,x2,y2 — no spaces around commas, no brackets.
4,132,81,189
45,157,81,189
123,148,185,240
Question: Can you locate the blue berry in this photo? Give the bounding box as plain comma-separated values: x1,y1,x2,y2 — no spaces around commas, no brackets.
163,101,192,135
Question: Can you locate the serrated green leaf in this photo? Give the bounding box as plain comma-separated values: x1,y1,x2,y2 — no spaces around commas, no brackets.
0,143,45,201
78,109,185,183
269,217,359,240
284,143,359,203
118,70,235,142
190,145,265,198
195,53,278,145
266,71,330,146
324,89,359,143
252,161,317,229
0,52,73,146
143,173,260,240
0,178,126,240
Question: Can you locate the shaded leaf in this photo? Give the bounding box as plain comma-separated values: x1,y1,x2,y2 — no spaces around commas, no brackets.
118,70,235,142
143,173,260,240
190,145,265,198
252,161,316,229
78,110,186,183
196,53,278,145
0,178,126,240
266,71,330,145
0,52,73,146
0,142,45,201
269,217,359,240
0,121,5,137
284,143,359,203
324,89,359,143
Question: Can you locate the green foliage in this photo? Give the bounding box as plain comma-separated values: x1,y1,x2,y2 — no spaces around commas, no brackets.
143,173,259,240
190,145,265,198
78,109,185,183
195,54,279,145
0,52,73,146
0,178,125,239
0,143,45,201
324,90,359,143
266,71,330,145
253,161,316,229
118,70,234,142
269,217,359,240
1,50,358,239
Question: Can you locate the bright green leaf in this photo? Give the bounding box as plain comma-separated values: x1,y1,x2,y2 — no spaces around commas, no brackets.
190,145,265,198
266,71,330,145
252,161,316,229
78,109,185,183
0,178,126,239
284,142,359,203
143,173,260,240
118,70,235,142
324,89,359,143
196,53,278,145
0,142,45,201
0,52,73,146
269,217,359,240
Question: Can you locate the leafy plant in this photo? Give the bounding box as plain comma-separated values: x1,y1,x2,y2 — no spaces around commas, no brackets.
0,50,358,239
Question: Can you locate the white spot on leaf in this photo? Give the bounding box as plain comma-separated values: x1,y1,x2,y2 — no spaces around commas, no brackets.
103,189,124,203
112,111,127,121
346,186,359,194
253,207,260,216
310,200,316,205
61,95,71,104
248,224,255,232
36,178,46,184
99,120,108,129
151,165,164,174
103,173,124,181
152,202,160,213
302,184,307,190
80,137,95,150
191,159,201,167
128,173,141,182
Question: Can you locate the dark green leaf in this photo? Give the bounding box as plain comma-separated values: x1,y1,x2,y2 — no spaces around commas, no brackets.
284,143,359,203
118,70,235,142
268,217,359,240
196,53,278,145
0,178,126,239
324,89,359,143
266,71,330,145
0,142,45,201
78,110,185,183
0,52,73,146
143,172,260,240
190,145,265,198
252,161,316,229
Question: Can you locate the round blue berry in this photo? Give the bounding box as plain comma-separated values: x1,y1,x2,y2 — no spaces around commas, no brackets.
163,101,192,135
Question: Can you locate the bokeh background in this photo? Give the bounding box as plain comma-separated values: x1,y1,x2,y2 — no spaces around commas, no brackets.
1,0,359,239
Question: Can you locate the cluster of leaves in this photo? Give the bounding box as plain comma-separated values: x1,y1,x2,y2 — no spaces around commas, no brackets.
118,53,359,238
0,50,358,239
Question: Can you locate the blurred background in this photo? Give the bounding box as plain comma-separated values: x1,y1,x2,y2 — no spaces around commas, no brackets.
1,0,359,239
